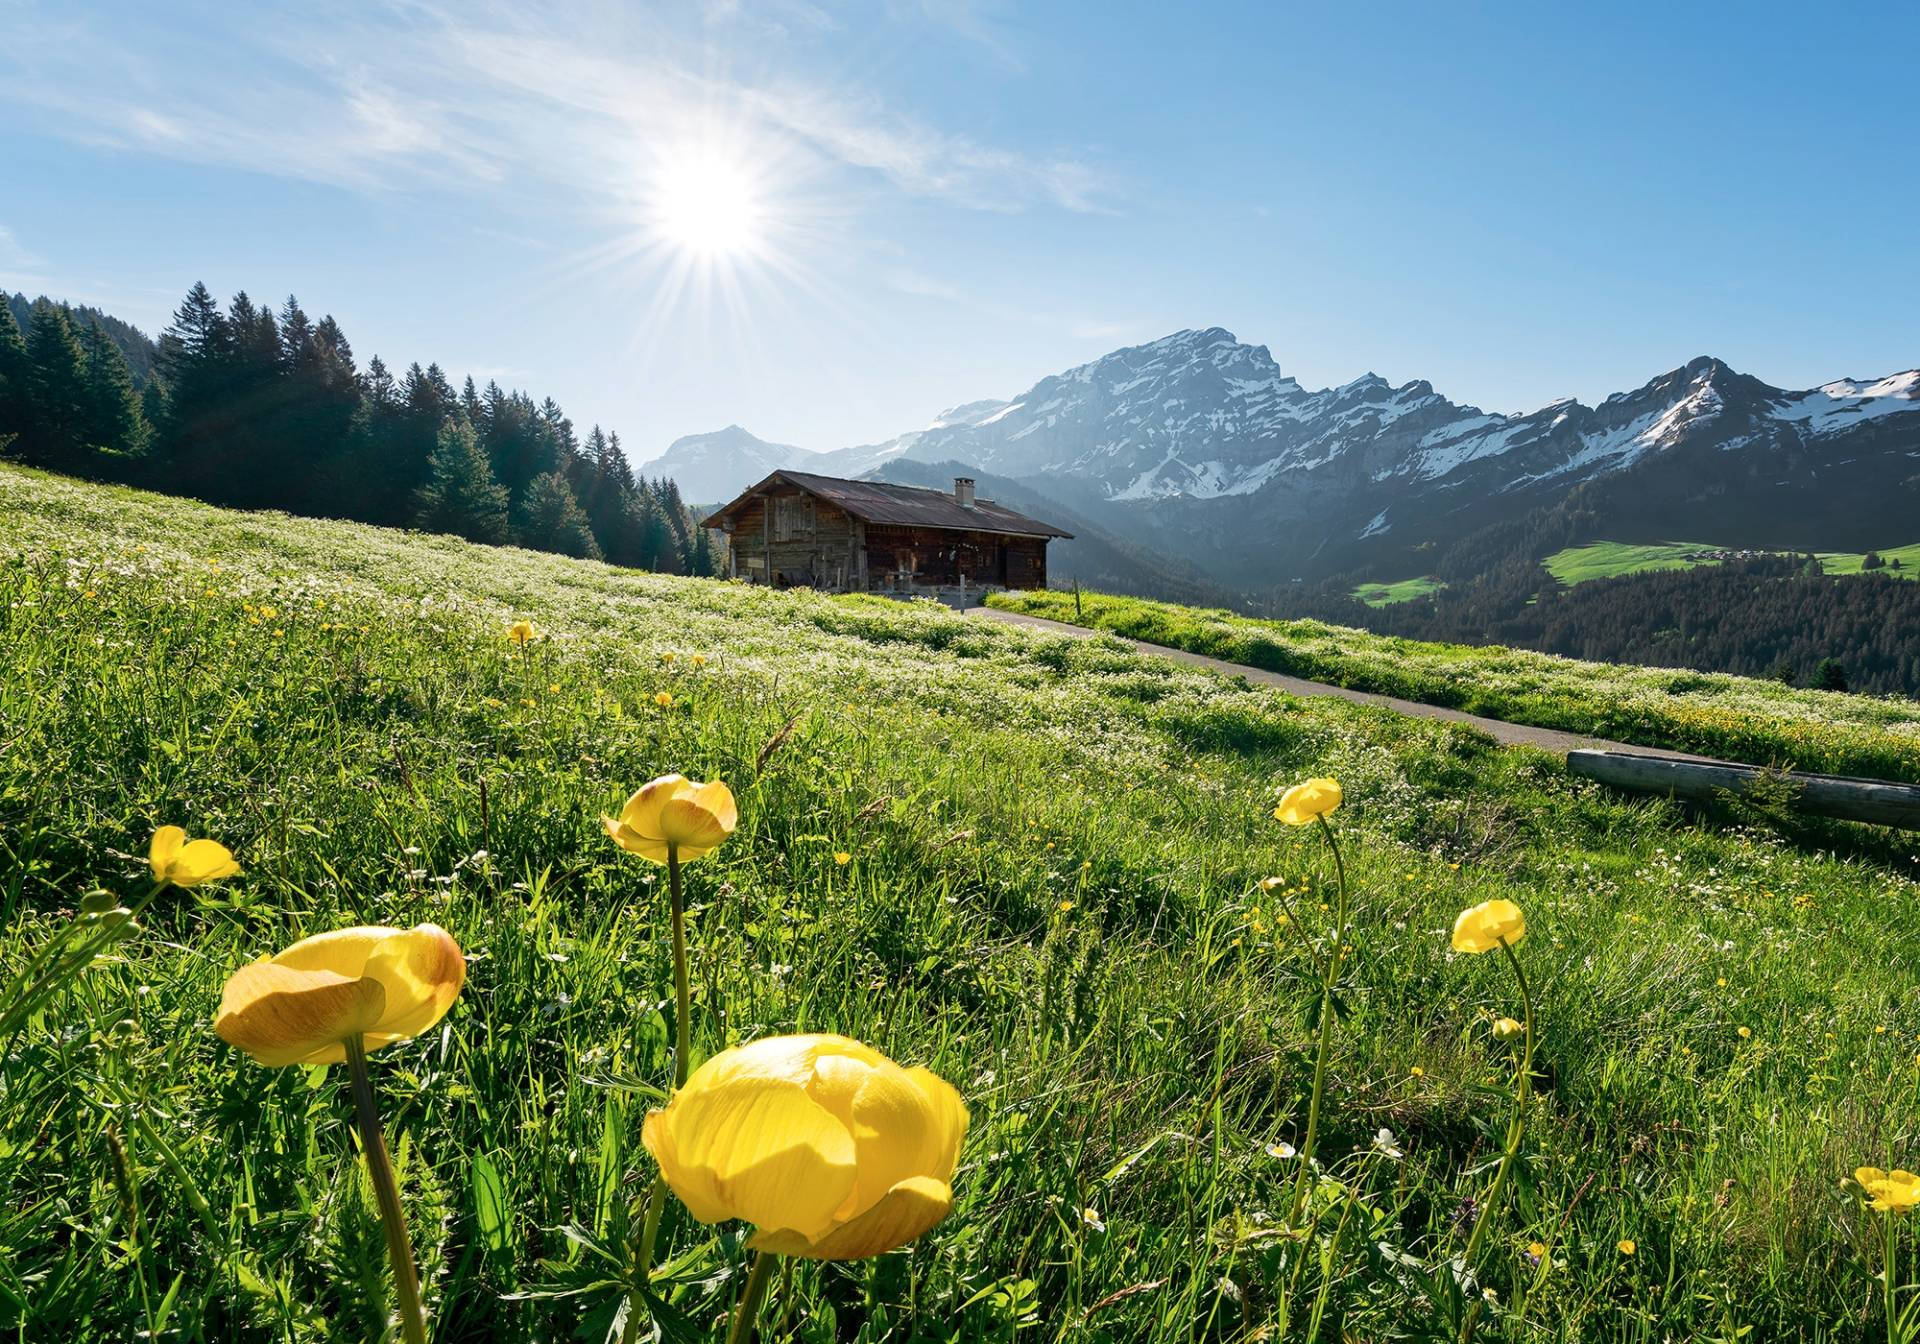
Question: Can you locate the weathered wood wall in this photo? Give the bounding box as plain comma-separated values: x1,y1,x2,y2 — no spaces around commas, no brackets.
716,487,1052,593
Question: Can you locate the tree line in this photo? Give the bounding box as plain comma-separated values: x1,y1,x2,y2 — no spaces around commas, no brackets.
0,286,710,573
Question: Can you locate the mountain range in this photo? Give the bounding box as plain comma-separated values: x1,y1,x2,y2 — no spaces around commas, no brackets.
647,328,1920,585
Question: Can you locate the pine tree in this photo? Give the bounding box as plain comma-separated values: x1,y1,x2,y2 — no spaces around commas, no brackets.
413,419,510,543
691,523,715,577
21,302,90,469
0,299,27,450
519,470,602,560
152,282,234,496
77,320,147,458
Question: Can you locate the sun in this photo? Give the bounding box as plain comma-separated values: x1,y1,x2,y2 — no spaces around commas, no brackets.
649,152,763,260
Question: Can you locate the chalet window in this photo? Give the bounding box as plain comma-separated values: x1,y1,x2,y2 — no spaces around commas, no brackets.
773,495,814,541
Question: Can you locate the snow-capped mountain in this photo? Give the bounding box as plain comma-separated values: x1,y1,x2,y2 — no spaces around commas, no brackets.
655,328,1919,578
885,328,1919,510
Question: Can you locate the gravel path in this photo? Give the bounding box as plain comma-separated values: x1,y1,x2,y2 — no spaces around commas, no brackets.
968,606,1719,762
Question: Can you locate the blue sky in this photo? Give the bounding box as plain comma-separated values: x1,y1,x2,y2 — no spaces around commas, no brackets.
2,1,1914,461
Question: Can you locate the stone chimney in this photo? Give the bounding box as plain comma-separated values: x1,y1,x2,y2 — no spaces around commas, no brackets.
953,476,976,509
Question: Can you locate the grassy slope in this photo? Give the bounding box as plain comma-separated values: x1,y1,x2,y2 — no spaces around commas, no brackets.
988,588,1920,783
1544,539,1920,585
4,464,1919,1341
1351,575,1445,607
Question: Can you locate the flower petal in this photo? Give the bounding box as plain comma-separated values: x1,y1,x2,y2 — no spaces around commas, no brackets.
748,1176,954,1260
270,926,400,979
658,797,732,858
648,1075,856,1242
360,923,466,1044
170,838,239,886
149,826,185,883
617,776,692,844
215,961,388,1067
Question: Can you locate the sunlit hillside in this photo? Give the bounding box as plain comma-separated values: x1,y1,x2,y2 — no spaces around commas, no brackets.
4,463,1919,1341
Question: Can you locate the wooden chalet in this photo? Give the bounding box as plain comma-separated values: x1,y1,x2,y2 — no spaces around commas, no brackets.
703,470,1073,595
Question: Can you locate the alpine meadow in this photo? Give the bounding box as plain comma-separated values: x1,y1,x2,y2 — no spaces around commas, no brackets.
4,460,1920,1342
6,3,1920,1342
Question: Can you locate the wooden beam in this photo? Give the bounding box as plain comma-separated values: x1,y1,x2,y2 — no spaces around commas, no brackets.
1567,750,1920,830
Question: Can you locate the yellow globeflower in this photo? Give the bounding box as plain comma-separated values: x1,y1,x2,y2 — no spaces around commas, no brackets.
1452,899,1526,954
654,691,674,708
149,826,240,887
215,924,466,1067
643,1034,968,1260
508,620,538,645
604,775,737,864
1858,1167,1920,1213
1492,1016,1523,1039
1617,1238,1636,1255
1273,778,1342,826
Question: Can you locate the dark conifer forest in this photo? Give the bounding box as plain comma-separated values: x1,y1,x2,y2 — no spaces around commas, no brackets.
0,286,709,573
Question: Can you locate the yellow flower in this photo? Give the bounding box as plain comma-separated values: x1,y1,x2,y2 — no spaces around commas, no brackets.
1410,1065,1425,1078
1617,1238,1636,1255
1451,899,1526,954
507,620,537,645
1857,1168,1920,1213
1273,777,1342,826
660,651,676,663
215,924,465,1067
149,826,239,887
1492,1016,1523,1039
1737,1026,1752,1039
642,1034,967,1260
834,851,852,865
654,691,674,708
1527,1240,1548,1259
691,654,708,668
603,775,737,863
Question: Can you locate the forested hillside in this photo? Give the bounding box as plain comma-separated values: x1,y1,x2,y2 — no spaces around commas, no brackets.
5,291,157,384
0,285,710,574
1273,480,1920,697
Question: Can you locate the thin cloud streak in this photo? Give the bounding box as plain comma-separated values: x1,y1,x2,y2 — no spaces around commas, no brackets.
0,4,1111,214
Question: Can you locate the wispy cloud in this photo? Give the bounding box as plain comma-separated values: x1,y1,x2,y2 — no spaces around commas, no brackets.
0,2,1110,213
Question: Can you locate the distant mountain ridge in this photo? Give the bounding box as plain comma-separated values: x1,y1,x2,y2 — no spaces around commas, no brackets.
657,328,1920,582
7,291,158,385
645,400,1014,505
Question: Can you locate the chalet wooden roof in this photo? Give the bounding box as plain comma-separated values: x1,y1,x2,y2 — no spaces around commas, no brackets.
705,470,1074,539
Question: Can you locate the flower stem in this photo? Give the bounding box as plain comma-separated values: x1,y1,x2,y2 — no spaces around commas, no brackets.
1460,937,1535,1270
345,1036,429,1344
726,1252,779,1344
1886,1210,1899,1344
668,843,691,1089
1288,816,1349,1227
619,845,694,1344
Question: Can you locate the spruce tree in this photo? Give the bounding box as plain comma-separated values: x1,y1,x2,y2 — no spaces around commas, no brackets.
78,320,147,458
519,470,602,560
22,302,89,469
413,419,510,543
0,299,26,450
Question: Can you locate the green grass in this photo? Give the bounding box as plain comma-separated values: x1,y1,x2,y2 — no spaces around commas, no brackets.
1543,539,1920,586
1351,575,1445,607
5,463,1920,1342
1816,542,1920,577
1542,540,1723,585
987,588,1920,782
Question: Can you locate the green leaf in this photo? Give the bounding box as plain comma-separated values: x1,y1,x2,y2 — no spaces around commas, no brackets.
472,1152,510,1256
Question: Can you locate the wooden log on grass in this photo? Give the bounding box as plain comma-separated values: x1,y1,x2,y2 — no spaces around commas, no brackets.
1566,749,1920,830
